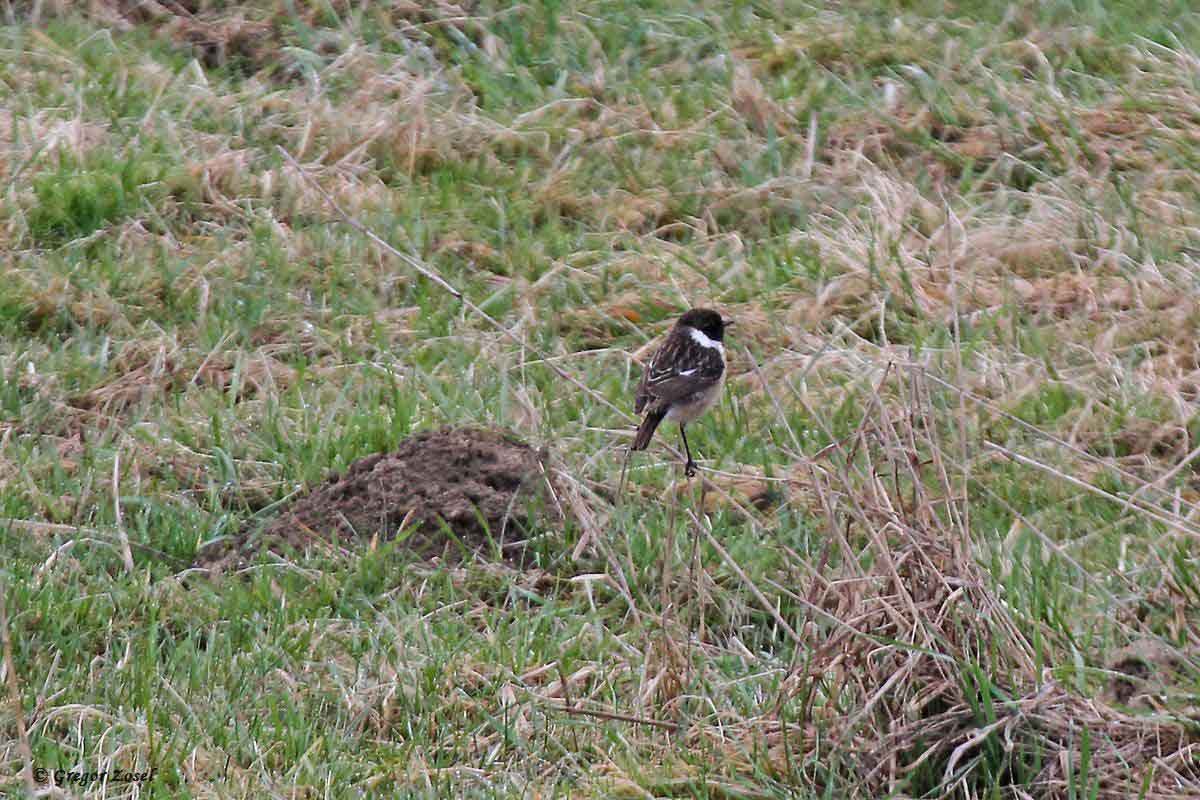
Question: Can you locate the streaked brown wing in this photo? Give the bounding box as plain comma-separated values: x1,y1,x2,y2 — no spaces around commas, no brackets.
643,371,720,404
634,329,724,412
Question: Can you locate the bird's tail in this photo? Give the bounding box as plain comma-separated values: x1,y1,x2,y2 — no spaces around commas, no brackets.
631,409,666,451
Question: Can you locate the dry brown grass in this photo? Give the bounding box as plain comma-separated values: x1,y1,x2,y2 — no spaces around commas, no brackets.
704,368,1200,797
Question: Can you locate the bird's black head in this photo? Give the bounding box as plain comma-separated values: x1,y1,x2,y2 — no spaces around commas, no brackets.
677,308,730,341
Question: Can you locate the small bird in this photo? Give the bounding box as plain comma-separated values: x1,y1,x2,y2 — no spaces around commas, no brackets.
631,308,731,477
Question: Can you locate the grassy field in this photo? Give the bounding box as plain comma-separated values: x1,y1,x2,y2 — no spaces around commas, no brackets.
3,1,1200,797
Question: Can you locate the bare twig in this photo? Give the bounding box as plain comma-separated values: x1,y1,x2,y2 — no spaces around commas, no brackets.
922,371,1183,510
687,509,801,645
548,701,679,731
984,441,1200,539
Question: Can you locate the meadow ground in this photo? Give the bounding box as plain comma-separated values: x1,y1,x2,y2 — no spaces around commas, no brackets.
3,1,1200,797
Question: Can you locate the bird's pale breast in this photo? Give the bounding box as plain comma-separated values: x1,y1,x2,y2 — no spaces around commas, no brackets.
664,373,724,424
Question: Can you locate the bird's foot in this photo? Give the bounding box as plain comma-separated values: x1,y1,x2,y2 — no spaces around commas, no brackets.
684,460,697,478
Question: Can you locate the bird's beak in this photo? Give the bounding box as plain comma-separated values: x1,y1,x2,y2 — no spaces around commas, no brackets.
724,319,735,328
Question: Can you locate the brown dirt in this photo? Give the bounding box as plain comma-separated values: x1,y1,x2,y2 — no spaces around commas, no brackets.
1104,638,1195,711
196,427,559,571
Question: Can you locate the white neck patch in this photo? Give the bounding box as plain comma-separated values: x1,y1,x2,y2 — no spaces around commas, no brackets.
688,327,724,355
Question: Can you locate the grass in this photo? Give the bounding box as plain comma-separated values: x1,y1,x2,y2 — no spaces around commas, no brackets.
2,0,1200,797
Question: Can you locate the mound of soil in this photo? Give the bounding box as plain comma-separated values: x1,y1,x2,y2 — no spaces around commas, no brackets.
197,427,557,571
1104,638,1192,709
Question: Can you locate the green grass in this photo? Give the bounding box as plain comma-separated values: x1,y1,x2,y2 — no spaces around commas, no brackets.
2,1,1200,797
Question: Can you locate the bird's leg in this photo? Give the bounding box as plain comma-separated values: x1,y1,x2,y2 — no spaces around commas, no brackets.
680,424,697,478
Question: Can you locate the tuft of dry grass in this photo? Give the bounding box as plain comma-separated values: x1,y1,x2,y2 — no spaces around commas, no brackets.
724,367,1200,798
